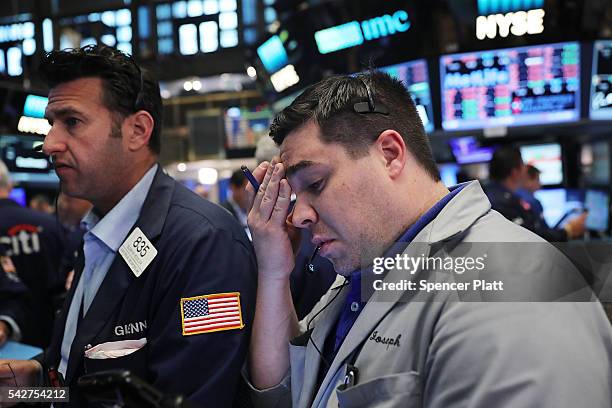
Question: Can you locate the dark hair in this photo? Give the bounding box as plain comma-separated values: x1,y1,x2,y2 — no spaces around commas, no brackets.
229,169,246,187
38,45,163,154
526,164,541,179
269,71,440,181
489,146,523,181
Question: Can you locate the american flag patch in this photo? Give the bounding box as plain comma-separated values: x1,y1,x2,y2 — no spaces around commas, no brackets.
180,292,244,336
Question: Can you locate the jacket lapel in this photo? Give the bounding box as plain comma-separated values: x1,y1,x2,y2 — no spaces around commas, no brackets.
46,246,85,369
298,282,348,408
64,166,175,382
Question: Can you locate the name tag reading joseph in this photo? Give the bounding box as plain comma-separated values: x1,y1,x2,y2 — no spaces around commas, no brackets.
119,227,157,277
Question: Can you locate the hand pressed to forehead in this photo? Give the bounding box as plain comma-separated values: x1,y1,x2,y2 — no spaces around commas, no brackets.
246,157,296,277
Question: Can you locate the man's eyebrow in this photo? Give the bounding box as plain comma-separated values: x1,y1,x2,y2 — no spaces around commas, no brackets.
286,160,317,178
44,107,82,121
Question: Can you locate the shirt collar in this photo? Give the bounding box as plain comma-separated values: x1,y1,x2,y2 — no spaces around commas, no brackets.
81,164,158,252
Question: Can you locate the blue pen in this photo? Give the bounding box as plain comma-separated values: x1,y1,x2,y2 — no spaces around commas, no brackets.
241,165,260,191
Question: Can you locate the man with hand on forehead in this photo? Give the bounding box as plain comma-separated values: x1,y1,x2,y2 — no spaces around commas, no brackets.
244,72,612,407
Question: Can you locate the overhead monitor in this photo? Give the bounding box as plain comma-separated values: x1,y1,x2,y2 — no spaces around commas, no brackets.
257,35,289,74
584,189,609,231
590,40,612,120
440,42,580,130
224,108,273,149
23,95,48,118
0,135,58,185
520,143,563,185
448,136,494,164
380,59,434,132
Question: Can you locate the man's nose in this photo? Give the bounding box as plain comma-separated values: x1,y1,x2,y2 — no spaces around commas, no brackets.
290,198,317,229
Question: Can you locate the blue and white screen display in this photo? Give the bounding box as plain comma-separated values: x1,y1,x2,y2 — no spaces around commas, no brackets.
381,59,434,132
520,143,563,186
585,189,609,231
257,35,288,74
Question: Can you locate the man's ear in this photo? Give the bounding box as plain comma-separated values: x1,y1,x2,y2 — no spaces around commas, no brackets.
125,111,154,152
375,129,406,179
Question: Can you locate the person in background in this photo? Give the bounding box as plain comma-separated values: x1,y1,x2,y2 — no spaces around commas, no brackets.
0,45,256,407
0,249,29,347
29,193,55,214
485,146,586,241
194,184,210,200
0,159,65,348
515,164,544,221
56,192,92,290
221,169,250,237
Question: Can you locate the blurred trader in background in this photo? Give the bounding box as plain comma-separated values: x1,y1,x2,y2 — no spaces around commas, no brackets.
221,169,250,237
29,193,55,215
56,192,92,290
244,72,612,407
485,146,586,241
0,248,29,346
516,164,545,221
0,45,256,407
0,159,65,348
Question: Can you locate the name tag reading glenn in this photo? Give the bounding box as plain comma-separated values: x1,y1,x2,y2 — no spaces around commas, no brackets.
119,227,158,277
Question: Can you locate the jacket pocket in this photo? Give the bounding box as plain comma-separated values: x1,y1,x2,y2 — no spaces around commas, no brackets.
84,344,147,375
336,371,421,408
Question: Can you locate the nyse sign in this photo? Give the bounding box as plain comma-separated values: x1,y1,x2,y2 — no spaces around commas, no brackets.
476,9,545,40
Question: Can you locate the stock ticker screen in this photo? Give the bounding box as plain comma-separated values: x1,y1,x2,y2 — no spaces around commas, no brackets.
380,59,434,133
590,40,612,120
441,42,580,131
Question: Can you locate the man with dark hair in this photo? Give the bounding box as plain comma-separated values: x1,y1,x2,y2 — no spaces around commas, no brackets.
221,169,250,237
485,146,586,241
0,45,256,407
244,72,611,407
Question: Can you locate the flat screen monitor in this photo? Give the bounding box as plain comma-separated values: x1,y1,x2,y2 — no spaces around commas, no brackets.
534,188,584,228
581,140,610,185
585,189,609,231
520,143,563,185
22,94,48,118
448,136,494,164
257,35,289,74
590,40,612,120
380,59,434,132
438,163,459,187
0,135,58,185
8,187,26,207
440,42,580,130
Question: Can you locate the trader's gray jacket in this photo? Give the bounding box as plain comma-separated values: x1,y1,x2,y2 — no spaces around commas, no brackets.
247,181,612,408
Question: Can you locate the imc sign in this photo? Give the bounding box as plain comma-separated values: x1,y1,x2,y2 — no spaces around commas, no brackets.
315,10,411,55
476,0,545,40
